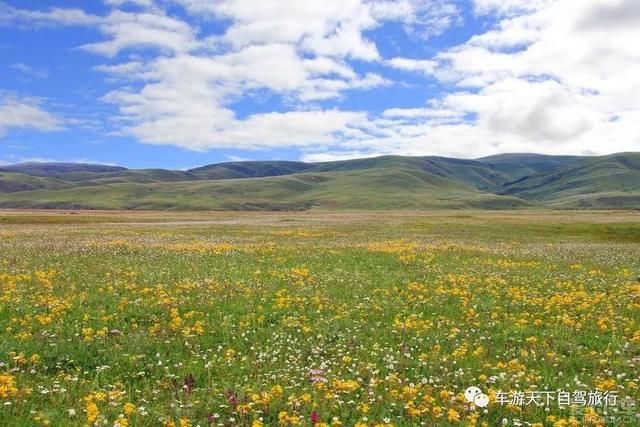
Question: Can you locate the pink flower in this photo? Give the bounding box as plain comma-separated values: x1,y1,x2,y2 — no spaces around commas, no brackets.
309,368,327,383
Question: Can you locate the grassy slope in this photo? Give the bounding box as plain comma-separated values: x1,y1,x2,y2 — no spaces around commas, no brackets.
0,172,70,193
0,166,528,210
0,153,638,210
189,161,313,180
310,156,511,190
0,162,126,177
3,155,579,188
499,153,640,208
477,153,584,180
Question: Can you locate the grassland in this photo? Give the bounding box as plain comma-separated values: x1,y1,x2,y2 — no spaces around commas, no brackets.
1,153,639,210
0,210,639,426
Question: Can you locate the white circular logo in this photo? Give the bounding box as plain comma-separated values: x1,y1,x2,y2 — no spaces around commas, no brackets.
474,393,490,408
465,386,489,408
465,386,482,403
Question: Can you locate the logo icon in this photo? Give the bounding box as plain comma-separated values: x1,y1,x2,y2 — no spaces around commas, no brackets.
465,386,489,408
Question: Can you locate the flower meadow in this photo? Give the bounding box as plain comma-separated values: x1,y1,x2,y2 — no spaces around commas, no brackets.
0,210,639,426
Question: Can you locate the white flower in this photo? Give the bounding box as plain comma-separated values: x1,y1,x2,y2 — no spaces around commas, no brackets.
68,409,76,417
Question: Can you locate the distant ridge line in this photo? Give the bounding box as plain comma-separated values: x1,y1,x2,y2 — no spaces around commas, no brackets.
0,152,638,210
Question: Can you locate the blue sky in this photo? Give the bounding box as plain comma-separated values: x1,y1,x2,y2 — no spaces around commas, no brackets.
0,0,638,169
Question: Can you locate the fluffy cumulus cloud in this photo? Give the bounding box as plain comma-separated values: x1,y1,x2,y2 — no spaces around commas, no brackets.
386,57,438,75
0,95,62,137
80,11,201,57
425,0,640,156
1,0,639,158
89,0,444,150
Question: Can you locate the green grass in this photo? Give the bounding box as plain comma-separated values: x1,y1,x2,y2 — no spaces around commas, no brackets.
0,168,529,210
0,172,69,193
499,153,640,207
0,210,638,426
1,153,639,210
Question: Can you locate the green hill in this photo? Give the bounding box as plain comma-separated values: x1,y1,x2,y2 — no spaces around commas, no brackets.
0,172,70,193
499,153,640,208
0,162,126,177
189,161,312,180
0,153,637,210
310,156,510,190
0,166,528,210
477,153,584,179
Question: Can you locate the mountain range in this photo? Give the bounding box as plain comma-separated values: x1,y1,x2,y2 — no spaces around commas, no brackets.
0,152,638,210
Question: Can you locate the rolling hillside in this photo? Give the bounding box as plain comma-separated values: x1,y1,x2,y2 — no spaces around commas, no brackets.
498,153,640,208
0,172,70,193
0,166,527,210
0,153,637,210
190,160,313,180
477,153,584,178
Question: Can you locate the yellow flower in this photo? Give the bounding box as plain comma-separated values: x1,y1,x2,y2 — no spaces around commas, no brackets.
447,408,460,422
0,373,19,399
278,411,301,425
82,327,94,342
333,379,360,393
123,402,136,416
193,320,205,335
86,402,99,423
271,385,284,397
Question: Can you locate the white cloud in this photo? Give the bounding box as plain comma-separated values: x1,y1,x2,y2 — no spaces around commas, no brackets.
173,0,461,58
217,0,380,60
104,0,155,8
301,150,389,163
0,2,100,27
443,78,600,143
382,107,463,122
0,96,63,137
3,0,639,160
80,10,201,57
395,0,462,39
116,105,369,151
1,0,461,153
72,0,640,157
1,2,199,57
417,0,640,156
472,0,551,16
94,61,147,75
386,57,437,75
